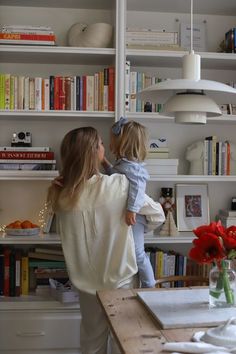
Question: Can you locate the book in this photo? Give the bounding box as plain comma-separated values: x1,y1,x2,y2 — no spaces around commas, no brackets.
0,248,4,296
219,209,236,217
29,260,66,268
0,32,55,41
0,151,54,159
9,250,15,296
21,256,29,295
0,146,50,152
34,247,63,256
3,248,10,296
0,161,56,171
28,251,65,262
15,250,21,296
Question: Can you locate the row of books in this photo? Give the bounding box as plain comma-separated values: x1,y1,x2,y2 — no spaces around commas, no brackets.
0,67,115,111
203,137,231,176
0,24,56,45
125,61,163,113
225,27,236,53
0,146,56,170
145,247,210,286
0,246,67,297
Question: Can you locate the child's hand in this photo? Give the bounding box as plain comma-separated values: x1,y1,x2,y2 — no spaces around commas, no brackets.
125,210,136,226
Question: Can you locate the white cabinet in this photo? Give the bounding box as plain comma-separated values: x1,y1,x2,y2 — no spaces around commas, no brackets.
0,300,81,353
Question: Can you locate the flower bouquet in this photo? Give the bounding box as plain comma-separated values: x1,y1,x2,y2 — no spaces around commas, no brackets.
189,220,236,308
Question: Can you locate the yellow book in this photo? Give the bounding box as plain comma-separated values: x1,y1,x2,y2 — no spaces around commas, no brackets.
21,256,29,295
0,74,5,109
10,75,15,110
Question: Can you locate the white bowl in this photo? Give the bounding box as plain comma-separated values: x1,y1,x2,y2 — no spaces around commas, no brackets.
5,228,40,236
201,317,236,348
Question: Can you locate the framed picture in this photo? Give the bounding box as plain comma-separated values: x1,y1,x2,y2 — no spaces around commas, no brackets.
175,183,209,231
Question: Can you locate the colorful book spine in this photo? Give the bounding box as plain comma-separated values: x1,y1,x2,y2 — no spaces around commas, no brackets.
3,248,10,296
21,256,29,295
0,33,55,41
0,151,54,159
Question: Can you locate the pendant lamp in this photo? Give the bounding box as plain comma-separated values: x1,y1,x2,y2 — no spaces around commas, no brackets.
137,0,236,124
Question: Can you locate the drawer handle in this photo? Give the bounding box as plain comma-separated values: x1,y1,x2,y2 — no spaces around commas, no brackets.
16,331,46,337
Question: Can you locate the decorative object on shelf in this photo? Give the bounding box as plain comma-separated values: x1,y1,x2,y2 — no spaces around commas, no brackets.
137,0,236,124
159,210,179,237
67,22,113,48
185,140,204,175
175,183,209,231
159,188,179,236
189,220,236,308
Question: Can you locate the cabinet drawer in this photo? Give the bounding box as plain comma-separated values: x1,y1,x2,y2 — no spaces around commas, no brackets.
0,311,81,350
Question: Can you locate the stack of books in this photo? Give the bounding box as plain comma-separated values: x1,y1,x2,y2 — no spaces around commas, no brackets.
218,209,236,228
0,146,56,170
0,24,56,45
203,136,231,175
147,138,169,159
126,27,180,50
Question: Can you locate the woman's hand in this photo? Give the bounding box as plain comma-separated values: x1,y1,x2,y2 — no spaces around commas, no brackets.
125,210,136,226
52,175,64,187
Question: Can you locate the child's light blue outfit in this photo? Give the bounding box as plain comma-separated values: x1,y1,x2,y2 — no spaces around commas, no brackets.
105,158,156,288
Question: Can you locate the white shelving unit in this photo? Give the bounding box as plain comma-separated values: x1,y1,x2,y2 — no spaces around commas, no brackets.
0,0,236,351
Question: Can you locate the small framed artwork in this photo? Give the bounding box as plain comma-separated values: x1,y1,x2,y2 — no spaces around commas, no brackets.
175,183,209,231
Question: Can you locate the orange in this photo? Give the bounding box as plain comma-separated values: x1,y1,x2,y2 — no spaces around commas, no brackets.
21,220,33,229
12,221,22,229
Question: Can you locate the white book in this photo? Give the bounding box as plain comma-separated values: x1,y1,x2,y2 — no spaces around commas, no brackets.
29,77,35,110
0,39,55,45
0,159,56,163
35,77,42,111
44,78,50,110
24,76,30,110
0,146,50,152
94,73,99,111
1,29,54,35
17,75,24,110
86,75,95,111
0,24,52,31
125,60,130,112
130,71,137,112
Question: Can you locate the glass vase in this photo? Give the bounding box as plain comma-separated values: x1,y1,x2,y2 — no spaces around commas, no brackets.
209,259,236,308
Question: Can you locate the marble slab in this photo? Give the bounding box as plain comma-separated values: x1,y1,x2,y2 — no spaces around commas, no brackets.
137,288,236,329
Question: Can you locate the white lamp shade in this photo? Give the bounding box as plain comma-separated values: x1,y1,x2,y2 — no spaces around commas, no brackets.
137,79,236,104
163,93,222,124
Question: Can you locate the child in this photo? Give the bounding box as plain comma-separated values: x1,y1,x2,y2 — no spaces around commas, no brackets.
102,117,158,288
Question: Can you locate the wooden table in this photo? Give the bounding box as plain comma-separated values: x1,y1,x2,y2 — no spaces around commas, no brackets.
97,288,209,354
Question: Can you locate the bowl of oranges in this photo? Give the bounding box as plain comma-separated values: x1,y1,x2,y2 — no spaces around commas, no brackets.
5,220,40,236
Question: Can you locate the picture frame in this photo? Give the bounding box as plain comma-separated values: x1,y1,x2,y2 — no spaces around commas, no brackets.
175,183,209,231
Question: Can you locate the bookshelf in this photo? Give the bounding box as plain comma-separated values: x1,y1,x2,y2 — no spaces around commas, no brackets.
0,0,236,351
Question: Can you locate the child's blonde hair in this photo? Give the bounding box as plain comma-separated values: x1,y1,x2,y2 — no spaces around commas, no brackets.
110,119,147,161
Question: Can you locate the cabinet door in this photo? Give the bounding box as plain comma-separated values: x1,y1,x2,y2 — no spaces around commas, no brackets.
0,310,81,350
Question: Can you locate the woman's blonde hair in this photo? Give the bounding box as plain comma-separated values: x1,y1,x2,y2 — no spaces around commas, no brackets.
47,127,100,211
110,120,147,161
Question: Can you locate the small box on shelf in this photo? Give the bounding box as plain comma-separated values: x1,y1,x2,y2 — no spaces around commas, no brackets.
145,159,178,175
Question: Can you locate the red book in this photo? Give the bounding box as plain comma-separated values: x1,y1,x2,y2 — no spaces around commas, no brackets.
59,77,66,110
65,77,71,110
108,66,115,111
0,151,54,159
3,248,10,296
0,33,55,41
54,76,60,110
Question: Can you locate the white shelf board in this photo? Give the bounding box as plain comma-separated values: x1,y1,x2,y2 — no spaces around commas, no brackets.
0,170,59,180
127,0,236,16
0,110,114,121
0,46,116,65
0,295,80,310
148,175,236,182
126,50,236,70
0,232,61,244
145,234,194,244
128,112,236,125
0,0,114,10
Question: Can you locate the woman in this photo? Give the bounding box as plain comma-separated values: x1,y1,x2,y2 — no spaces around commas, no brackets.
47,126,165,354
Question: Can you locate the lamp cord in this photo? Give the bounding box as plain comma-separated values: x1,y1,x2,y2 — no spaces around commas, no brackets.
190,0,193,52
